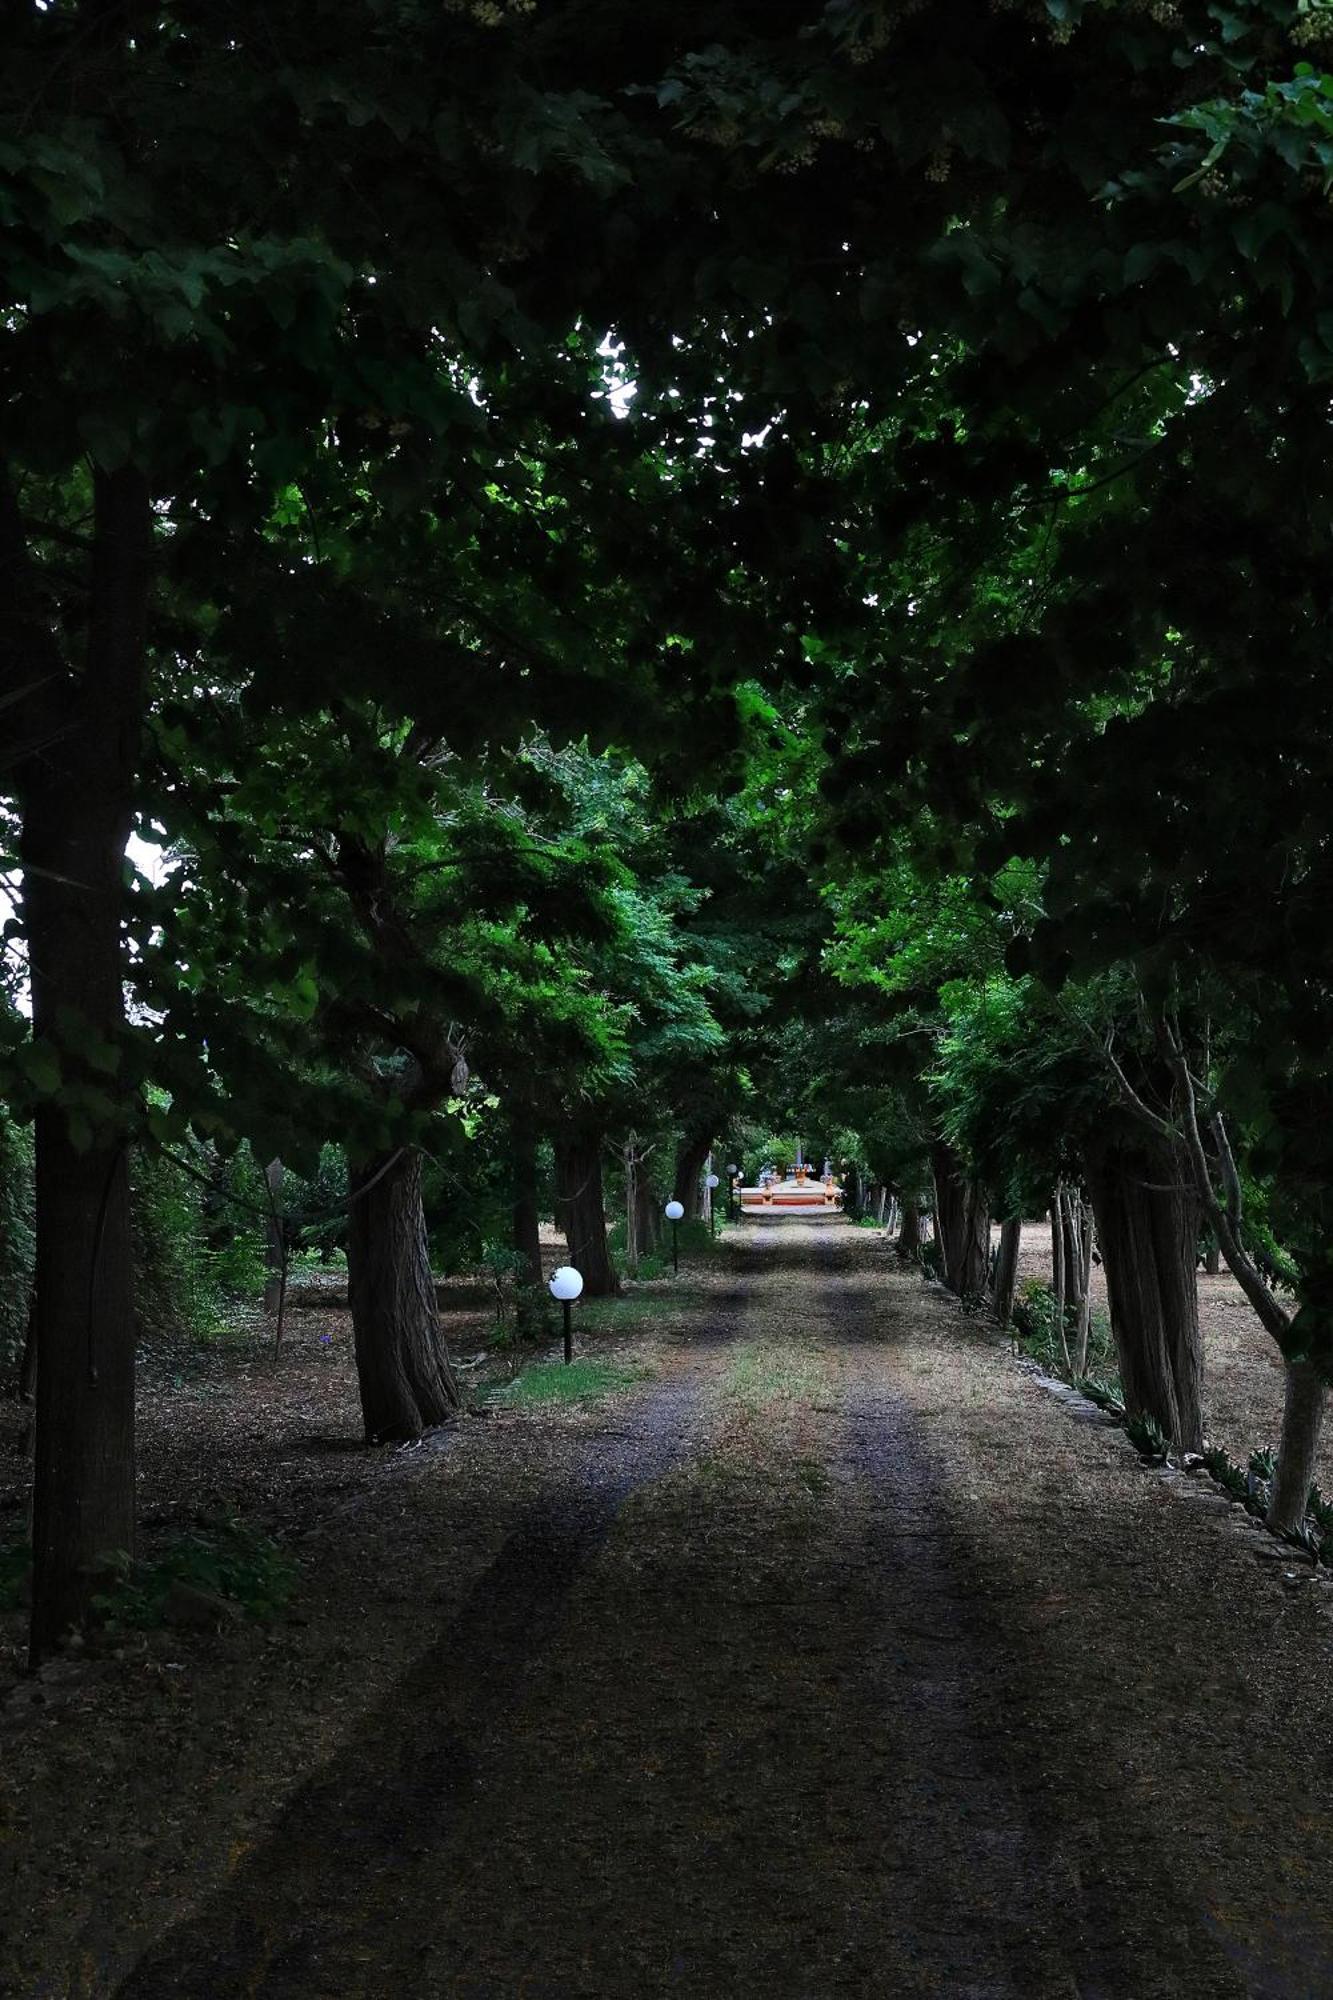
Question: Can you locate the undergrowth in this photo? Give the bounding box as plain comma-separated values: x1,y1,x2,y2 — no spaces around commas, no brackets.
1010,1279,1119,1393
94,1518,297,1627
0,1517,296,1624
0,1539,30,1614
1200,1442,1333,1564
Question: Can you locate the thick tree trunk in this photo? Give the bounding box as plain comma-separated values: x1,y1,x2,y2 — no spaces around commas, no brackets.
931,1142,989,1298
992,1217,1022,1329
23,467,149,1664
510,1126,543,1288
1085,1135,1203,1453
555,1132,619,1297
1204,1237,1221,1276
1267,1361,1327,1536
673,1135,712,1221
346,1149,460,1442
894,1197,921,1262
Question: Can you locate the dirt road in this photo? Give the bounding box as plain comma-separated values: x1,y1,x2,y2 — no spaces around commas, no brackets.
11,1221,1333,1996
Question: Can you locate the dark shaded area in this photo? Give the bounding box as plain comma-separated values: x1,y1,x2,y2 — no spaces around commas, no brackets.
115,1226,1301,1997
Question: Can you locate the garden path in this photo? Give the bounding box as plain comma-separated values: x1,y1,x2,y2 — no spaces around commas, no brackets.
64,1225,1333,1995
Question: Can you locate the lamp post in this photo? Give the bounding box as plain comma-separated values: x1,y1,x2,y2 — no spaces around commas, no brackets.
705,1172,720,1238
664,1199,684,1274
548,1265,583,1364
726,1164,739,1222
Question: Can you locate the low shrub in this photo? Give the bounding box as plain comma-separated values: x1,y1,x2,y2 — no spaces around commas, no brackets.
1011,1278,1118,1389
1124,1410,1170,1462
92,1518,297,1629
0,1518,298,1627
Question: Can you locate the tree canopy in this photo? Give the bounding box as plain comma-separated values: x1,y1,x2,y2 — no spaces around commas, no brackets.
7,0,1333,1650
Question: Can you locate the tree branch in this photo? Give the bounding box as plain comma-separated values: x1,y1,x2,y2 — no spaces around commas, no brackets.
1157,1013,1292,1346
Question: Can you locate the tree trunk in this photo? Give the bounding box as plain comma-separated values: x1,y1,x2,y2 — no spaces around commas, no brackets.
23,466,150,1664
1061,1193,1083,1317
931,1142,989,1298
1204,1236,1221,1276
346,1149,460,1442
262,1158,285,1314
1074,1204,1095,1375
672,1134,712,1221
1085,1134,1203,1453
635,1161,660,1256
992,1217,1022,1329
510,1126,543,1288
1267,1361,1326,1536
623,1139,641,1275
894,1197,921,1262
555,1131,619,1297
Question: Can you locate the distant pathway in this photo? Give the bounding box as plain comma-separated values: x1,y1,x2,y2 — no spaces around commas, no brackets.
118,1223,1327,1998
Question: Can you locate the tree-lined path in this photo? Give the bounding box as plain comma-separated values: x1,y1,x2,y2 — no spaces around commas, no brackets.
106,1224,1331,1999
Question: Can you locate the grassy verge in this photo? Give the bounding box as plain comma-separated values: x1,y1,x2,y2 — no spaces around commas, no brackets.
479,1359,651,1409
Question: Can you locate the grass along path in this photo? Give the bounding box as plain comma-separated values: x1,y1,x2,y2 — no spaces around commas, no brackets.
14,1219,1333,1995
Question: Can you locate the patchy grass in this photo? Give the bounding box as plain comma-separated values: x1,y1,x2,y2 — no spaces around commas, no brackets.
482,1359,650,1408
577,1290,685,1336
718,1338,828,1412
794,1455,831,1497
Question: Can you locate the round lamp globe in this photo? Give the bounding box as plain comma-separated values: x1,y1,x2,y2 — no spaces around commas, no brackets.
664,1200,685,1222
705,1173,720,1189
549,1266,584,1303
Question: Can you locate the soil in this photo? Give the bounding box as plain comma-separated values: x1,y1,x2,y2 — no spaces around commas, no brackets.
3,1221,1332,1997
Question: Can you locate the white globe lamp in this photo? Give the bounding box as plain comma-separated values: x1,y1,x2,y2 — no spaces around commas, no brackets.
664,1198,684,1273
548,1265,583,1362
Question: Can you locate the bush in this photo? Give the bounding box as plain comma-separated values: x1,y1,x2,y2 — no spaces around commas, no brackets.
92,1518,297,1628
